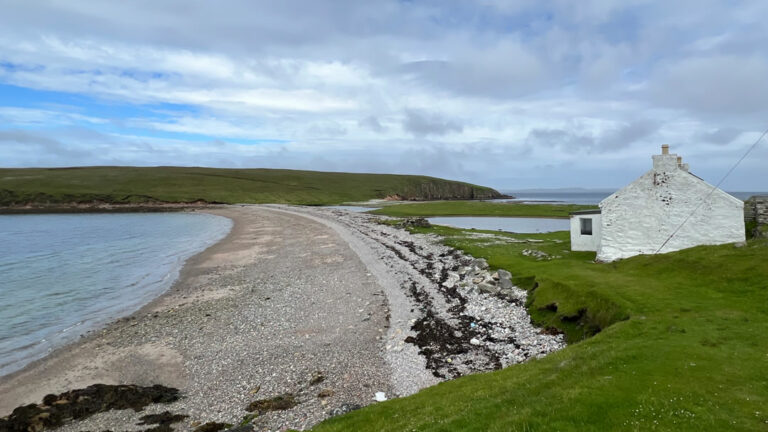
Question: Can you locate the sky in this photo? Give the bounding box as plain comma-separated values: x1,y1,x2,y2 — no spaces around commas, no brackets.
0,0,767,191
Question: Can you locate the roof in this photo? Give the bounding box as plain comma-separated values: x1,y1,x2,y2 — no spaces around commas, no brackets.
570,209,601,216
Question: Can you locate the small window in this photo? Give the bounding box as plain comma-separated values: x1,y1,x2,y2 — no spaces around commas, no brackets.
580,218,593,235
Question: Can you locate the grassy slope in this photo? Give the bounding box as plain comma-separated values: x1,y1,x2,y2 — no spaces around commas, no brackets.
0,167,501,206
314,226,768,431
370,201,597,218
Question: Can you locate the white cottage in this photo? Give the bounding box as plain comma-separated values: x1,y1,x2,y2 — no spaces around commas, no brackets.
570,145,745,262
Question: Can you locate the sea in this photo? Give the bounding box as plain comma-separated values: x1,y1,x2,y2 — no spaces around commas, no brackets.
0,212,232,377
496,190,764,205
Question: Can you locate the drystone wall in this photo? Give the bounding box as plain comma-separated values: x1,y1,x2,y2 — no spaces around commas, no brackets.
744,196,768,224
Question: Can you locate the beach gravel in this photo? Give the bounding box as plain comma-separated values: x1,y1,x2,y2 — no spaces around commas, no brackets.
0,205,563,431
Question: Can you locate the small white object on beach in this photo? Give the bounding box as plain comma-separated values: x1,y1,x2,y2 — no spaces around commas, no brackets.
374,392,387,402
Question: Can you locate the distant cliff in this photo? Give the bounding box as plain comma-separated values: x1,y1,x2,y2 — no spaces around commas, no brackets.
388,179,502,201
0,166,503,209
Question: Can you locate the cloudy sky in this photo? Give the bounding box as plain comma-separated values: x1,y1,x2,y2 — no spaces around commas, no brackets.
1,0,767,190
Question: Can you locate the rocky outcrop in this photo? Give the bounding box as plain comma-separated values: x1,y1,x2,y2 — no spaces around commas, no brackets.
392,179,503,201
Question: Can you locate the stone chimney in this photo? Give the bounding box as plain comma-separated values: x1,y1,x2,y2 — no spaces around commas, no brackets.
652,144,679,171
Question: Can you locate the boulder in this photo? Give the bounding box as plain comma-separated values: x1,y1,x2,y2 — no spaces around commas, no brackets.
497,270,513,290
498,288,517,301
477,283,499,295
397,217,431,228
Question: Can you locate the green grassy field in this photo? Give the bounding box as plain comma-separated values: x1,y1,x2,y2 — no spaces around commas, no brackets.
313,225,768,431
370,200,597,218
0,167,501,207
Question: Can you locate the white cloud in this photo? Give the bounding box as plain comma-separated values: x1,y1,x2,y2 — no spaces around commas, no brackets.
0,1,767,189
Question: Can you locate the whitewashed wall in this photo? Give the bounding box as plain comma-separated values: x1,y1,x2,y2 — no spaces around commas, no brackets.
597,154,745,262
570,214,602,251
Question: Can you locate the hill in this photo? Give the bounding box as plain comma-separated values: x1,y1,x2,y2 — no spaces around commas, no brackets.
0,166,502,208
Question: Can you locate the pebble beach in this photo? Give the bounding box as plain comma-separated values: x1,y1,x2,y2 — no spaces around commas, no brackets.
0,205,564,431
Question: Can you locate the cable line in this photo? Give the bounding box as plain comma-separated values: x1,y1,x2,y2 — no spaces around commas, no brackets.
654,126,768,254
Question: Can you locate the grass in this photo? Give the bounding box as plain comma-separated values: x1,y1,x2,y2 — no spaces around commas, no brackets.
0,166,501,207
313,224,768,431
370,201,597,218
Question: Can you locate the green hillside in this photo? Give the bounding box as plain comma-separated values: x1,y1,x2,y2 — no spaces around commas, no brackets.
0,166,502,207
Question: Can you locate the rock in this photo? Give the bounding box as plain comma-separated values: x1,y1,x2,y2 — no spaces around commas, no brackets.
472,277,484,284
442,272,460,289
472,258,489,269
469,338,481,346
374,392,387,402
498,288,517,300
477,283,499,295
498,277,514,290
397,217,431,228
522,249,551,260
491,272,499,280
497,269,512,280
327,403,362,418
458,266,469,275
195,422,235,432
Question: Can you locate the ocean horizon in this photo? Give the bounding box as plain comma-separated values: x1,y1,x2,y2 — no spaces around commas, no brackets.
496,190,765,205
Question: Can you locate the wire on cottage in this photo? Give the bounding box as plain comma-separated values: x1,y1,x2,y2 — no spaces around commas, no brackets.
654,126,768,255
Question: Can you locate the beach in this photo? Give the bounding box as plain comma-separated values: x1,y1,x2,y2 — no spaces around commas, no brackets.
0,205,563,431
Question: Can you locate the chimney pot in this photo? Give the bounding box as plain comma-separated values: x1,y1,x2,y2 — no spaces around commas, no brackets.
662,144,670,155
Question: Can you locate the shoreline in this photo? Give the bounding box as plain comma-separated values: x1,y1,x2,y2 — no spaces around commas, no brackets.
0,203,225,215
0,205,399,430
1,205,564,431
0,207,241,409
0,209,234,379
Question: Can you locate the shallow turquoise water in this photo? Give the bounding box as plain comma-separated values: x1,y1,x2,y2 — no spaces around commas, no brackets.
0,212,232,376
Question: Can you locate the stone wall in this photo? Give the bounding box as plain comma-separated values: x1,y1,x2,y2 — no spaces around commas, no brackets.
744,196,768,224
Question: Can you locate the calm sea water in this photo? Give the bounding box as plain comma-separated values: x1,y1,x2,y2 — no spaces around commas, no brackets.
427,217,569,233
495,191,765,205
0,212,232,376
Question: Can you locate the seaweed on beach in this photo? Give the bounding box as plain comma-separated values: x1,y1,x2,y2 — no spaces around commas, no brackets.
0,384,181,431
245,393,298,415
